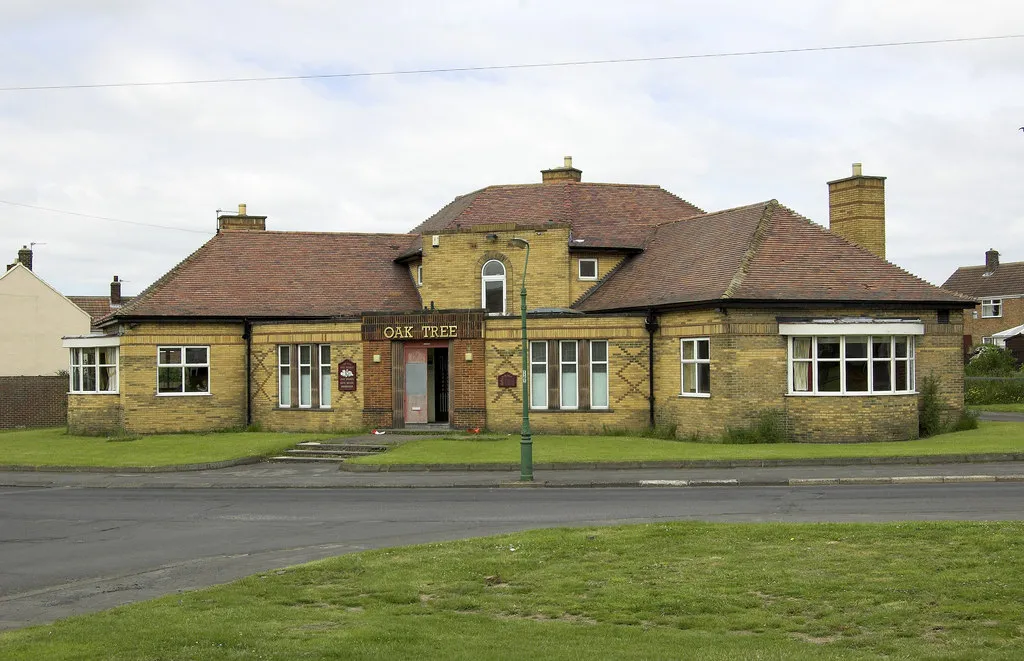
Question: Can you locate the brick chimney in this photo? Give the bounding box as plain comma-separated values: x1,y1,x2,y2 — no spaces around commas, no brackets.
541,156,582,184
827,163,886,260
110,275,122,306
985,248,1000,273
17,245,32,270
217,203,267,232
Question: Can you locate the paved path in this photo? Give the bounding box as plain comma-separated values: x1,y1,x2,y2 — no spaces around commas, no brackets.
2,459,1023,489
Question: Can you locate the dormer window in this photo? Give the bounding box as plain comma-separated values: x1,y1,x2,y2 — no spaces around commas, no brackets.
481,260,506,315
578,258,598,280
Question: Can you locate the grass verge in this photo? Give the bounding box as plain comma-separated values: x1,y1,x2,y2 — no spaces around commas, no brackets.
1,521,1022,660
349,421,1024,465
0,428,338,468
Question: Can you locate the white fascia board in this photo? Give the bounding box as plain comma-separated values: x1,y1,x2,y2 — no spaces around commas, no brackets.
62,335,120,348
779,320,924,336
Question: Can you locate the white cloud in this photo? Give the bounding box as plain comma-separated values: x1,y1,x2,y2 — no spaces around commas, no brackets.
1,0,1023,295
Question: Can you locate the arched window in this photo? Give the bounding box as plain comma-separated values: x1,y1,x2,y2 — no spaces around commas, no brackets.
481,260,506,315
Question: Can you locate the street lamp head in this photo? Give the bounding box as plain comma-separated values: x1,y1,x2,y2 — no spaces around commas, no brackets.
510,237,529,248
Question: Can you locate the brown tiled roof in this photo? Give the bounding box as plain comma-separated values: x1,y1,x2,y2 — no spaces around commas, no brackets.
577,201,973,312
113,231,422,319
69,296,134,327
942,261,1024,299
410,182,705,249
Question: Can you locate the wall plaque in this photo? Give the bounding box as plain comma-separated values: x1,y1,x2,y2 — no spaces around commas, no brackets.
497,372,517,388
338,359,357,391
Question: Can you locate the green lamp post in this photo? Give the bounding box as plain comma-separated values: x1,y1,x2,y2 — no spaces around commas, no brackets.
509,237,532,481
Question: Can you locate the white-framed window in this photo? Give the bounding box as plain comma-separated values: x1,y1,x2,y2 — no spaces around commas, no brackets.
530,341,548,409
69,347,118,394
578,258,598,280
982,337,995,345
481,260,506,315
157,346,209,395
559,340,578,409
590,340,609,408
789,335,915,395
278,346,291,407
680,338,711,396
416,265,423,287
981,299,1002,318
298,344,312,408
319,344,332,408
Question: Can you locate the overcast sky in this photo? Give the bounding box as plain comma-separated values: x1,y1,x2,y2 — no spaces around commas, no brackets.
2,1,1022,298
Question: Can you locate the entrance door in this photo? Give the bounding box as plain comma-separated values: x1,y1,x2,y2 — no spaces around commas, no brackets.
404,346,428,424
432,347,449,423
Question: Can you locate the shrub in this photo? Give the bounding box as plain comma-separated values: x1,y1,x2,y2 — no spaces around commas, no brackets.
964,377,1024,405
966,345,1019,377
950,409,979,432
722,409,789,444
918,375,943,438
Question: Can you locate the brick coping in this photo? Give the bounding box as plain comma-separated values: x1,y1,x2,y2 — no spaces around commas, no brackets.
0,456,263,473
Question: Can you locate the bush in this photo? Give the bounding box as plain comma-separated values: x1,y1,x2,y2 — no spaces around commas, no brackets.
918,375,943,438
966,345,1019,377
950,409,979,432
722,409,789,444
964,377,1024,405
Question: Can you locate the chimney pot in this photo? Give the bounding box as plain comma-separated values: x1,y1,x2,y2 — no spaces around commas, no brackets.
238,203,247,215
852,162,863,176
985,248,1000,272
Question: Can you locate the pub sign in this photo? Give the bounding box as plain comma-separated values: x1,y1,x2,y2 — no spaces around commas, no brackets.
338,359,357,391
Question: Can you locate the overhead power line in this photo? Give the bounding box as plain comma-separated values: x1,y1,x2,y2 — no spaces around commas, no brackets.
0,200,212,234
1,34,1021,92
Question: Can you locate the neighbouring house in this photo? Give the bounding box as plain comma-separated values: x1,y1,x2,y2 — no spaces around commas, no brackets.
1,247,92,428
69,276,133,331
63,160,972,442
942,250,1024,351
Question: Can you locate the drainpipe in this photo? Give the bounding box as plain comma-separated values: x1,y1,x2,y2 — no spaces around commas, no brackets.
243,319,253,428
644,309,659,429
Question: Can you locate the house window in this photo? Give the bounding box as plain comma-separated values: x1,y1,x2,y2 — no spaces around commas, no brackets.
298,344,312,408
69,347,118,394
278,346,291,407
319,345,332,408
560,340,578,409
157,346,209,395
789,336,915,395
578,258,598,280
982,337,995,345
481,260,506,315
981,299,1002,318
416,265,423,287
680,338,711,396
530,341,547,409
591,340,609,408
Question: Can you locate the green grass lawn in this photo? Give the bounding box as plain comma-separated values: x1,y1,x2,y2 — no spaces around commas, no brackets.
350,421,1024,465
2,521,1022,660
972,404,1024,413
0,428,338,468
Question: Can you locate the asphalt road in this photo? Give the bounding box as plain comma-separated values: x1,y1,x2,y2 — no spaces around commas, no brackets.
2,483,1023,630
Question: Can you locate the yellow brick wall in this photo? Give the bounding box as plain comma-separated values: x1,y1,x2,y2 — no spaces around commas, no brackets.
654,307,964,442
67,393,122,435
249,322,364,433
419,225,574,313
963,296,1024,345
568,252,627,304
483,315,649,433
118,322,247,433
828,176,886,260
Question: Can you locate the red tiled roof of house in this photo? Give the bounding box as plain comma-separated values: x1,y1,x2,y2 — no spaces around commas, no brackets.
69,296,134,327
577,201,973,312
942,260,1024,299
410,182,705,249
112,231,422,319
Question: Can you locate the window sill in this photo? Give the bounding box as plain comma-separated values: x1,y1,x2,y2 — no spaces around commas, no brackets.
69,391,119,395
530,408,616,414
786,391,918,397
276,407,334,412
156,392,212,397
678,393,711,398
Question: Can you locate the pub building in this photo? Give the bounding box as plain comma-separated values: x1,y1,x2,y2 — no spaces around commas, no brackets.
64,159,972,442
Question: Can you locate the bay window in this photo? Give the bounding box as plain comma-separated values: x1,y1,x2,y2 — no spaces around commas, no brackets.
788,335,915,395
69,346,118,394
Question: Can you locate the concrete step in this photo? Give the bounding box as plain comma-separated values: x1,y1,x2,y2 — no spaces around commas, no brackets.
296,442,390,451
284,449,380,457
